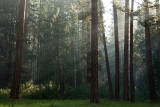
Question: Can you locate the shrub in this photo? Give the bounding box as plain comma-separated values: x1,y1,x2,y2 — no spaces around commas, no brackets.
0,88,10,99
65,84,90,99
0,80,111,100
20,80,61,99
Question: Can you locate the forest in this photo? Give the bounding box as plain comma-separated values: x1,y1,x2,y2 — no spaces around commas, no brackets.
0,0,160,106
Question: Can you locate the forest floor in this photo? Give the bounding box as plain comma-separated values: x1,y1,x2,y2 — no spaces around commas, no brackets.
0,99,159,107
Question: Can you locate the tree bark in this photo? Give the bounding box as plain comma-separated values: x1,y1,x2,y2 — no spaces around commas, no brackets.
130,0,135,103
144,0,156,101
102,33,114,99
113,0,120,99
35,0,42,85
90,0,99,103
99,0,114,99
123,0,129,101
87,23,91,84
11,0,26,99
59,42,64,99
56,34,61,94
61,50,65,99
71,14,77,87
156,0,160,83
5,51,12,87
71,29,77,87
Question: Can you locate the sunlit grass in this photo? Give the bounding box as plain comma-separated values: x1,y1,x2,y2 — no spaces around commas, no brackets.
0,99,159,107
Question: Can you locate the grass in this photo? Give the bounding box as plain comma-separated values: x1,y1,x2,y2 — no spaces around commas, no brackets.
0,99,159,107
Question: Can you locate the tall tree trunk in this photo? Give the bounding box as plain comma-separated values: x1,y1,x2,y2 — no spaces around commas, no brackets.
71,30,77,87
6,17,15,88
6,51,12,87
144,0,156,101
123,0,129,101
61,43,65,99
10,0,26,99
6,23,13,87
113,0,120,99
36,0,42,85
77,17,81,84
90,0,99,103
71,14,77,87
56,33,64,98
156,0,160,81
82,20,88,83
99,0,114,99
102,33,114,99
87,23,91,84
130,0,135,102
32,26,36,84
61,63,64,99
59,55,64,99
23,0,29,49
56,34,61,94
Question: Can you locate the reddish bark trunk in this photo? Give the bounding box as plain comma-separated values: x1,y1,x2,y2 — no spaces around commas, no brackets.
87,23,91,84
130,0,135,102
99,0,114,99
156,0,160,83
123,0,129,101
90,0,99,103
144,0,156,101
102,34,114,99
113,0,120,99
71,28,77,87
11,0,26,99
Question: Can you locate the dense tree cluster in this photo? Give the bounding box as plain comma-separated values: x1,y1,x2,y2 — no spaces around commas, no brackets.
0,0,160,103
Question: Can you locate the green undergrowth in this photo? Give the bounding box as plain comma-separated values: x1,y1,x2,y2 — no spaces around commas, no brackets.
0,99,159,107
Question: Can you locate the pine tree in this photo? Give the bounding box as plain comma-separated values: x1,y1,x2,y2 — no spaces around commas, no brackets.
123,0,129,101
130,0,135,102
144,0,156,101
113,0,120,99
99,0,114,99
91,0,99,103
11,0,26,99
